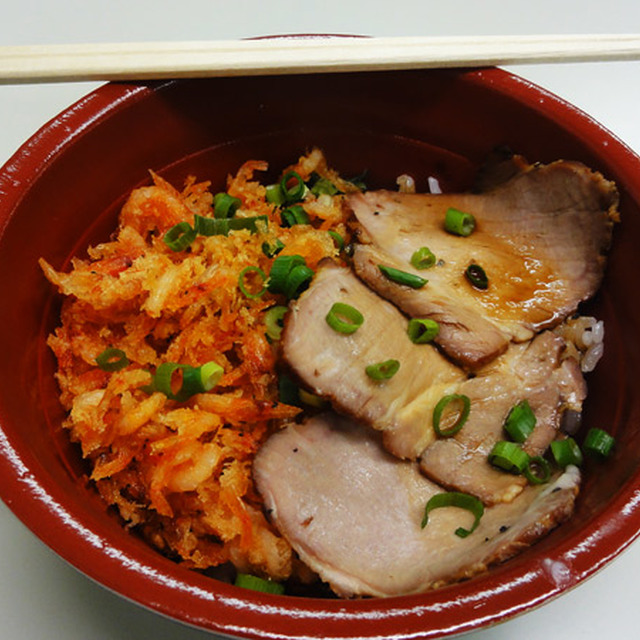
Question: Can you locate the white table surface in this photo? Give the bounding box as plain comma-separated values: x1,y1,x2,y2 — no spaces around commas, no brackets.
2,2,640,639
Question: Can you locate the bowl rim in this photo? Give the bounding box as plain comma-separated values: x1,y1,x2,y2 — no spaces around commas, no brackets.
1,66,640,640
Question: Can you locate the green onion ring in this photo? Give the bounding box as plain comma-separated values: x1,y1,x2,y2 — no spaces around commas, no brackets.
347,169,368,191
281,205,310,227
278,374,301,406
265,306,289,341
465,263,489,290
198,361,224,391
194,214,268,237
421,491,484,538
238,266,267,299
444,207,476,236
433,393,471,437
95,347,129,372
410,246,436,270
504,399,537,443
213,192,242,219
298,388,328,409
550,437,583,468
583,428,615,460
265,183,285,205
153,361,222,402
234,573,285,595
163,221,197,252
280,170,306,204
283,264,314,299
523,455,551,485
407,318,440,344
325,302,364,334
378,264,427,289
309,174,339,196
328,230,344,250
365,359,400,381
489,441,530,474
267,254,306,294
262,238,285,258
153,362,191,401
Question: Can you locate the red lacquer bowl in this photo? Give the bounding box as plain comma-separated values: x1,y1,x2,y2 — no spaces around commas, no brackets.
1,67,640,639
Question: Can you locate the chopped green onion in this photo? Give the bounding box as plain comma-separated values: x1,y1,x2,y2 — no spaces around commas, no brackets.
278,374,300,406
234,573,285,595
265,183,285,205
504,399,536,443
163,221,197,252
298,388,328,409
465,263,489,290
365,359,400,381
280,205,310,227
213,192,242,219
309,174,339,196
433,394,471,437
410,247,436,270
194,214,267,237
238,266,267,299
138,371,156,395
262,238,285,258
198,361,224,391
550,437,583,467
378,264,427,289
489,441,530,474
421,491,484,538
523,455,551,485
444,207,476,236
152,361,222,402
95,347,129,372
347,169,368,191
280,170,306,204
328,230,344,250
325,302,364,335
283,264,314,299
407,318,440,344
267,254,307,295
153,363,190,401
583,428,615,460
265,306,288,341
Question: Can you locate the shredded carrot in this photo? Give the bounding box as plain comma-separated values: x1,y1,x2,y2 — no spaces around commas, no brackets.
40,148,353,582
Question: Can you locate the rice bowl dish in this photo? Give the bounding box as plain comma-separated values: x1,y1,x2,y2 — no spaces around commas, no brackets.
1,67,640,637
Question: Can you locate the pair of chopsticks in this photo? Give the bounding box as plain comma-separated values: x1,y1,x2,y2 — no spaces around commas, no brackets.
1,34,639,84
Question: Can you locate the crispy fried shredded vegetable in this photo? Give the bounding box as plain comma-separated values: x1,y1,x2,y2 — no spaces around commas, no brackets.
40,149,359,581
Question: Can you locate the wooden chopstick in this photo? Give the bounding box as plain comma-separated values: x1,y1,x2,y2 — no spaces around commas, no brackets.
1,34,640,84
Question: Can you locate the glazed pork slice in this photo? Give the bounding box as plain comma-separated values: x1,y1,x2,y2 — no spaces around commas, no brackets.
348,160,618,369
419,330,586,504
282,259,466,459
254,413,580,598
283,260,586,503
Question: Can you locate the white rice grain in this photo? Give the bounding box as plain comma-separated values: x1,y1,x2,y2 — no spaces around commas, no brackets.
428,176,442,194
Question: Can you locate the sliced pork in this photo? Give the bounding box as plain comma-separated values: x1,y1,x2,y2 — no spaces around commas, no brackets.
254,413,580,598
282,259,465,460
282,260,586,503
419,331,586,504
347,160,618,369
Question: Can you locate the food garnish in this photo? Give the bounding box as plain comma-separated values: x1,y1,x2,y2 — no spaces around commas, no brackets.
421,491,485,538
365,359,400,381
407,318,440,344
325,302,364,335
377,264,428,289
432,394,471,437
444,206,476,236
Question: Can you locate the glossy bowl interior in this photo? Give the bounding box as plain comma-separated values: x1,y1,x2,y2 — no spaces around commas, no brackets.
1,67,640,639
